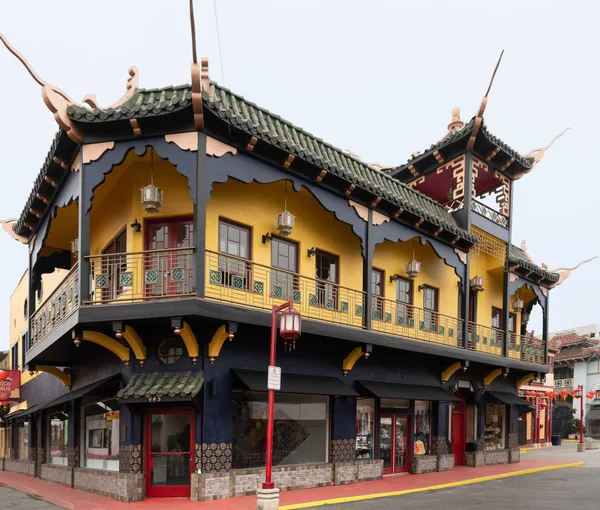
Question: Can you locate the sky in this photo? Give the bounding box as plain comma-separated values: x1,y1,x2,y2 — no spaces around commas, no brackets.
0,0,598,350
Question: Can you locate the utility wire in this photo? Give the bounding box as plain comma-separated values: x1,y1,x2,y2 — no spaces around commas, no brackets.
213,0,226,85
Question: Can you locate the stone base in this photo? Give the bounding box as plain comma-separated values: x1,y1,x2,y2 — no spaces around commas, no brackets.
41,464,74,488
334,461,358,485
0,458,4,471
577,442,586,452
437,454,455,472
584,438,599,450
73,467,145,503
411,455,437,474
465,451,485,467
4,459,36,477
508,449,520,464
256,488,280,510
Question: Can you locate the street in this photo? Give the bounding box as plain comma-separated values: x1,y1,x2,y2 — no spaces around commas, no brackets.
0,485,58,509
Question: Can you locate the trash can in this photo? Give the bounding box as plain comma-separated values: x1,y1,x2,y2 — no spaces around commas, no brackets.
552,435,562,446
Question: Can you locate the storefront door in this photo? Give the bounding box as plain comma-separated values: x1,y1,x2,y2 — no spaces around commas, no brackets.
145,409,194,498
451,400,466,466
380,414,410,474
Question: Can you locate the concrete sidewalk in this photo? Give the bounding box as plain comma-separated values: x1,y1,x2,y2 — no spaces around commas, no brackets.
0,459,583,510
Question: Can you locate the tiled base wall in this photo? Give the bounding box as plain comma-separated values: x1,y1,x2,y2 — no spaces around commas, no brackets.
466,449,513,467
191,460,384,502
40,464,73,487
411,454,455,474
73,467,145,503
3,459,36,477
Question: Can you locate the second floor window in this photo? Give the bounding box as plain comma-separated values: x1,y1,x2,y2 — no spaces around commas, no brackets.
101,229,127,301
396,277,413,324
218,220,251,290
422,286,438,331
492,307,502,329
491,307,505,346
271,238,298,299
372,269,384,319
315,250,338,309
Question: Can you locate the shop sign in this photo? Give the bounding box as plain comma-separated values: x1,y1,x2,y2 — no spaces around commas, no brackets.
267,365,281,391
0,370,21,401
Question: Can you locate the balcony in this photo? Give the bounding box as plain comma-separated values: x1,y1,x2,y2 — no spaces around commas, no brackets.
554,378,574,388
471,200,509,228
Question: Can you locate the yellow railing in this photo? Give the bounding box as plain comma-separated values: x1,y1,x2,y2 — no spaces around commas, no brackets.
370,297,465,349
86,247,195,304
30,263,79,348
205,250,365,329
467,322,505,356
509,332,546,365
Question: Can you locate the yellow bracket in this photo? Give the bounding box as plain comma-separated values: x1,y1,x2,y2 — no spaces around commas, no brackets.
82,330,130,363
208,325,229,363
342,347,366,376
517,372,535,389
483,368,503,388
179,321,200,362
35,365,71,387
441,362,462,384
121,325,146,362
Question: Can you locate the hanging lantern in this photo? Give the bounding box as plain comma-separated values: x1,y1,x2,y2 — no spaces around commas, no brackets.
0,401,9,407
140,148,163,213
545,391,553,398
537,392,544,398
513,297,525,312
570,389,577,398
276,210,295,236
70,238,79,256
521,311,530,324
0,370,8,381
560,389,569,401
470,275,485,293
541,400,548,408
406,259,421,280
279,307,302,342
553,392,559,400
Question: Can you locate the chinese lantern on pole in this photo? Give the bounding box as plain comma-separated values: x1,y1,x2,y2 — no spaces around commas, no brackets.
0,370,9,381
561,389,569,401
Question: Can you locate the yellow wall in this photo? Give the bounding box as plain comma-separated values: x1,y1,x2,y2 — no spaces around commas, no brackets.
470,250,504,328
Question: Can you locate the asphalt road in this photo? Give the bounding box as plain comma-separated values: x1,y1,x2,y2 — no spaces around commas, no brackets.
304,443,600,510
0,485,58,509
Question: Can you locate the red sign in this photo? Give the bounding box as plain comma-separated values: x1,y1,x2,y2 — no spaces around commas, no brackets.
0,370,21,401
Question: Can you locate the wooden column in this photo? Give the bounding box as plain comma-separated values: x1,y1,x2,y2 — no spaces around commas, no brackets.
362,209,373,329
459,152,473,348
78,149,91,302
195,132,208,298
502,181,515,357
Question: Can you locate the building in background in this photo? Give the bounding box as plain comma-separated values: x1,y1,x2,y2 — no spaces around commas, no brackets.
0,352,8,370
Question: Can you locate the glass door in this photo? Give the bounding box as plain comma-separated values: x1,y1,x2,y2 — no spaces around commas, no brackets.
145,409,194,498
379,414,410,474
394,416,409,472
380,415,393,474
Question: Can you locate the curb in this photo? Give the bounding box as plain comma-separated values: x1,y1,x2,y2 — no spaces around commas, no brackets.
280,462,584,509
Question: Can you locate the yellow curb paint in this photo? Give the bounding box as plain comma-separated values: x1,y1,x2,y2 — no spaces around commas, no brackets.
280,462,584,510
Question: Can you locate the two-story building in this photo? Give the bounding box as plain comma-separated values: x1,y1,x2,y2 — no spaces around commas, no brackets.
0,37,575,504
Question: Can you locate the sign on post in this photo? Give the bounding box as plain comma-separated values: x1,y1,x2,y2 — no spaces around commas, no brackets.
267,365,281,391
0,370,21,401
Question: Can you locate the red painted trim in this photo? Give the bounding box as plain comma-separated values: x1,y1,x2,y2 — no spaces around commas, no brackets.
144,408,195,498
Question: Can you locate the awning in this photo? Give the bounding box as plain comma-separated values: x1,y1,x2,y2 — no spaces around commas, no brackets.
232,369,358,397
357,380,460,401
486,391,533,408
117,372,204,404
42,375,121,410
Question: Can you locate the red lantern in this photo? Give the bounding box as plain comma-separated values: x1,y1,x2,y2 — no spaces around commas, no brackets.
553,392,559,399
0,370,8,381
590,390,597,397
561,389,569,401
0,401,9,407
279,307,302,341
536,392,543,398
541,400,548,408
545,391,553,398
570,389,577,397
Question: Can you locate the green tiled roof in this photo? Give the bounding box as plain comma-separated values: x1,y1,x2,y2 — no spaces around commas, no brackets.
509,245,559,282
117,372,203,402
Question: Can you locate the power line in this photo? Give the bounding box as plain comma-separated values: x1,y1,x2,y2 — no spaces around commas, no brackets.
213,0,226,85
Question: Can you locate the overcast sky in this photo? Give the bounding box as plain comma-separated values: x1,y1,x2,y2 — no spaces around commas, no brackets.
1,0,598,350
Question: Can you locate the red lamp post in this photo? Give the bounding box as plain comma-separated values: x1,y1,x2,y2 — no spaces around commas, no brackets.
263,299,301,491
572,385,584,445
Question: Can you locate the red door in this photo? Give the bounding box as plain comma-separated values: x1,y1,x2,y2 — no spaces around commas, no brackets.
380,414,410,474
451,400,466,466
145,218,195,298
145,409,195,498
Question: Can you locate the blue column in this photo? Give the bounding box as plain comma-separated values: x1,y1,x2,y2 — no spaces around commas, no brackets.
201,365,232,472
330,396,357,462
67,400,80,467
118,404,143,474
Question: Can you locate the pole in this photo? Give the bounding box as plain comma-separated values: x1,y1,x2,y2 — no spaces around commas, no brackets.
578,385,584,445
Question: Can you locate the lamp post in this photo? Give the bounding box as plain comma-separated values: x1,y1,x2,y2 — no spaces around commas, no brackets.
571,385,585,450
258,299,301,509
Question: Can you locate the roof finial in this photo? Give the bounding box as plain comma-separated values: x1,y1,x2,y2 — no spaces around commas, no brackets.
189,0,206,129
447,107,464,133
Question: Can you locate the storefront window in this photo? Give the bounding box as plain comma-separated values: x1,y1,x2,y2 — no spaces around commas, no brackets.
47,412,68,465
81,399,120,470
356,398,374,459
484,404,505,450
18,422,28,460
232,392,328,469
413,401,431,455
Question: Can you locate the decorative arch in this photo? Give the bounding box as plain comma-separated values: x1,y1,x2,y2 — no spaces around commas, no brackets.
517,372,535,389
80,330,130,364
508,277,547,312
121,325,146,363
178,321,199,364
442,362,462,384
342,347,368,376
35,365,71,387
208,325,230,363
483,368,503,388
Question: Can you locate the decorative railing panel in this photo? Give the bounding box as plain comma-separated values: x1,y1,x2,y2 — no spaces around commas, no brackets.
370,298,465,348
86,247,195,304
30,263,79,348
471,200,509,228
554,378,574,388
206,250,365,329
510,332,546,365
467,322,504,356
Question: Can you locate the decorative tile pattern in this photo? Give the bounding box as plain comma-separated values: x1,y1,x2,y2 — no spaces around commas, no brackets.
95,273,108,289
373,310,381,321
145,269,159,285
355,305,363,317
329,439,356,462
170,267,184,282
120,271,134,286
439,326,445,335
201,442,232,473
385,312,392,323
397,315,405,326
340,301,348,313
195,443,202,472
67,445,80,467
210,270,223,285
309,294,318,306
232,275,245,289
431,436,450,456
326,298,335,310
119,444,143,473
273,285,284,299
292,290,302,303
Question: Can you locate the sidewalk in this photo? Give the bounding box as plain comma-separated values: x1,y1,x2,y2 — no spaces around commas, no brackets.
0,459,582,510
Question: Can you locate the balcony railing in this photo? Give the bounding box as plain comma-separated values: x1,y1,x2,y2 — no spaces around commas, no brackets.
510,332,546,365
30,263,79,348
471,200,509,228
86,247,196,304
554,378,574,388
370,297,464,349
468,322,505,356
205,250,365,329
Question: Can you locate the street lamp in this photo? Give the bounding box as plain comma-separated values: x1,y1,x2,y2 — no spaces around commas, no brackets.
260,299,301,503
571,385,585,450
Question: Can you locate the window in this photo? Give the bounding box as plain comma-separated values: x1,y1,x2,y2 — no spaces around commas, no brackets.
422,286,438,331
232,392,329,469
23,299,28,319
37,281,43,303
157,338,184,365
315,250,339,309
508,312,517,350
101,229,127,300
484,404,505,450
218,220,251,289
356,398,375,459
21,334,27,371
491,307,504,346
414,401,431,455
395,278,413,324
47,412,68,465
82,399,119,471
271,238,298,299
371,269,384,320
18,422,28,460
11,344,18,371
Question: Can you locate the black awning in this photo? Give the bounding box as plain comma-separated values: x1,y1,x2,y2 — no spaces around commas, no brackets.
42,375,120,410
357,380,460,401
232,369,358,397
487,391,533,408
